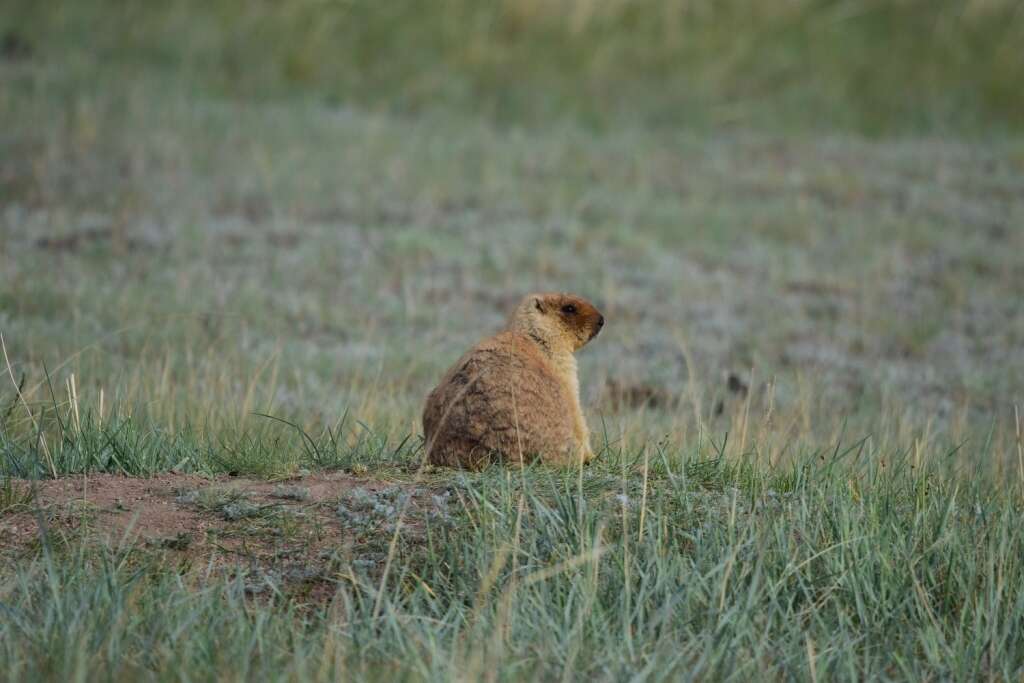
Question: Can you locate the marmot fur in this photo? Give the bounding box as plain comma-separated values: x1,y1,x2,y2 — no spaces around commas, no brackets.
422,292,604,469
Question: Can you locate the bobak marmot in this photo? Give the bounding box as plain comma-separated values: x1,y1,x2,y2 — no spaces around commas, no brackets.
422,292,604,469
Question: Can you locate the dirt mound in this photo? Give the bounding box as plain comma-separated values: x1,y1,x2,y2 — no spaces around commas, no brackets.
1,472,450,600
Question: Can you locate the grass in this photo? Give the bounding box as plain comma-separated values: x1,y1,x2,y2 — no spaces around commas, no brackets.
2,445,1023,679
0,475,36,513
4,0,1024,135
2,1,1024,680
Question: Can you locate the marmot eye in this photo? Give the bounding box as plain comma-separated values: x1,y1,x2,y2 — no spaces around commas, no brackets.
561,304,577,315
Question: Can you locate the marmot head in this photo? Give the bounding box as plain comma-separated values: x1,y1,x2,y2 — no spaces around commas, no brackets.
510,292,604,354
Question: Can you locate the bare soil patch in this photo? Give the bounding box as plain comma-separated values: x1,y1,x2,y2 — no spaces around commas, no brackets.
1,472,448,600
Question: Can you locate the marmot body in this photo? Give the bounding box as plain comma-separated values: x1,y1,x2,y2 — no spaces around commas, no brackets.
422,293,604,469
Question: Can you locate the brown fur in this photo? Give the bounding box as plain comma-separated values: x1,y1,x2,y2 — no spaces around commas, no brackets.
422,293,604,469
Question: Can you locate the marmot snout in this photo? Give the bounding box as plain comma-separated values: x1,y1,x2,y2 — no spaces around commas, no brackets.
422,292,604,469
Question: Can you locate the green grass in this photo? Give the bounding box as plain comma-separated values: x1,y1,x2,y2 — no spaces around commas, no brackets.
2,442,1024,680
3,1,1024,679
4,0,1024,135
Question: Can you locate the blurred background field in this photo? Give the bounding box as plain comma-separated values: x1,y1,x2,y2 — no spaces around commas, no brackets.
3,2,1024,680
2,0,1023,473
5,0,1024,134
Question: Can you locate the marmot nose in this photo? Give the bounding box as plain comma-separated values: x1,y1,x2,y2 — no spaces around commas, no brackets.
597,315,605,328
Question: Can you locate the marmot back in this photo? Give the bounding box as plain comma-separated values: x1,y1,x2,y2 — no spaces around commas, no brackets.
422,292,604,469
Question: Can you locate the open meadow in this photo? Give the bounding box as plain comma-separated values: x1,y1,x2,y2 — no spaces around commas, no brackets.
2,1,1024,680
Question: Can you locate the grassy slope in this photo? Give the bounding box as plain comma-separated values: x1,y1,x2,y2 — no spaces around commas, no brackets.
2,2,1024,680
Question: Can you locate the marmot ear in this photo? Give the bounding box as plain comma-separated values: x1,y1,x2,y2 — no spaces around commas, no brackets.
533,297,545,313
